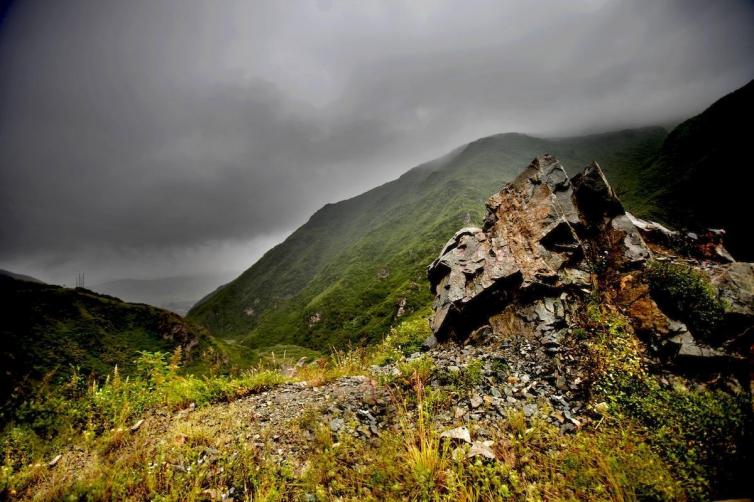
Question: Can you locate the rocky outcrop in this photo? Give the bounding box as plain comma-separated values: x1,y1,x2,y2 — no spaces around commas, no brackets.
428,155,645,340
428,155,754,383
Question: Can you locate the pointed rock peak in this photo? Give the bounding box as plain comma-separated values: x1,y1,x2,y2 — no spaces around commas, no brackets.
513,154,569,187
428,156,647,342
571,161,625,222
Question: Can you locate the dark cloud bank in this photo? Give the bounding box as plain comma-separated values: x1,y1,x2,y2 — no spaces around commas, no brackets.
1,0,753,285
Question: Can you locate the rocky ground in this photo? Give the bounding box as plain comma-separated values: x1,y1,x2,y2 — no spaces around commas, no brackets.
33,318,592,494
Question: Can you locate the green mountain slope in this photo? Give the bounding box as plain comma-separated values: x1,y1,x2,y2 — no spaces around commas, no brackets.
188,128,666,352
636,79,754,260
0,275,228,408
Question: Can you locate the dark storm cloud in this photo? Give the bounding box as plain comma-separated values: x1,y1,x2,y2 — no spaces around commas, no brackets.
1,0,753,283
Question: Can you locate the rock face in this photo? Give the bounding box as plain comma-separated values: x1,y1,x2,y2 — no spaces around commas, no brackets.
428,155,754,381
428,155,645,340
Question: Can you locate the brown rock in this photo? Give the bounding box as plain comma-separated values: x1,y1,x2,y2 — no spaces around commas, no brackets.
428,155,648,342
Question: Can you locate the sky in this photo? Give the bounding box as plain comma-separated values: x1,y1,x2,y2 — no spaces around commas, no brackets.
1,0,753,287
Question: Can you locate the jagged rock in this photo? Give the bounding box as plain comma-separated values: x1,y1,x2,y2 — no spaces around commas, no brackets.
694,229,736,263
670,332,727,361
523,403,538,418
709,262,754,321
428,154,754,387
428,155,648,342
465,325,492,345
627,212,677,244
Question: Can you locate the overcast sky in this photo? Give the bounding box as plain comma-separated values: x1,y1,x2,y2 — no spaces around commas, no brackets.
1,0,753,286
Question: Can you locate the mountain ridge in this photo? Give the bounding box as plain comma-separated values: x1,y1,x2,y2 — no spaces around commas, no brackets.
638,78,754,260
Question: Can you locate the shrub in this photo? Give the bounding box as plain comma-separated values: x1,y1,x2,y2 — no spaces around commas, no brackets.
371,311,432,365
603,373,753,501
645,260,725,342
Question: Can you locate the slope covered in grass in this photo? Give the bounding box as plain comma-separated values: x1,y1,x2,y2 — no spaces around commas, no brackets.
635,79,754,260
0,275,230,413
188,128,666,351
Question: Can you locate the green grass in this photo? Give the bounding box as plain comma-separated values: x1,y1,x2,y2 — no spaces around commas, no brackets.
188,128,667,352
1,350,288,476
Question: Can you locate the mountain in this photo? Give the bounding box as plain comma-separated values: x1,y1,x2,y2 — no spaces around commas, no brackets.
7,157,752,502
0,274,228,409
0,269,43,284
635,79,754,260
188,127,666,352
92,273,235,315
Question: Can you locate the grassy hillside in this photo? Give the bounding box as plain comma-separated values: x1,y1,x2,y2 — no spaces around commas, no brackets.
0,275,230,414
636,79,754,260
188,128,666,351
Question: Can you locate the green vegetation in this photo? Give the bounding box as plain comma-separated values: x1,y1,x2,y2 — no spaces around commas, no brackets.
2,309,751,500
1,350,286,469
435,359,484,393
189,128,667,352
578,303,753,501
0,349,683,502
645,261,725,342
605,374,752,501
0,276,238,419
297,375,683,501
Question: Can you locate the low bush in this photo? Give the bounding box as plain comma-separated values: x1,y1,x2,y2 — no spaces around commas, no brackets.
645,260,725,342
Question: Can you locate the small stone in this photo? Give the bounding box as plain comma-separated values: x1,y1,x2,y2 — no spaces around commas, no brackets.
130,419,144,432
440,426,471,444
358,409,376,423
563,410,581,427
523,403,537,418
329,418,344,433
470,395,483,409
467,440,496,460
48,454,62,468
454,406,467,419
421,334,438,351
560,423,576,434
